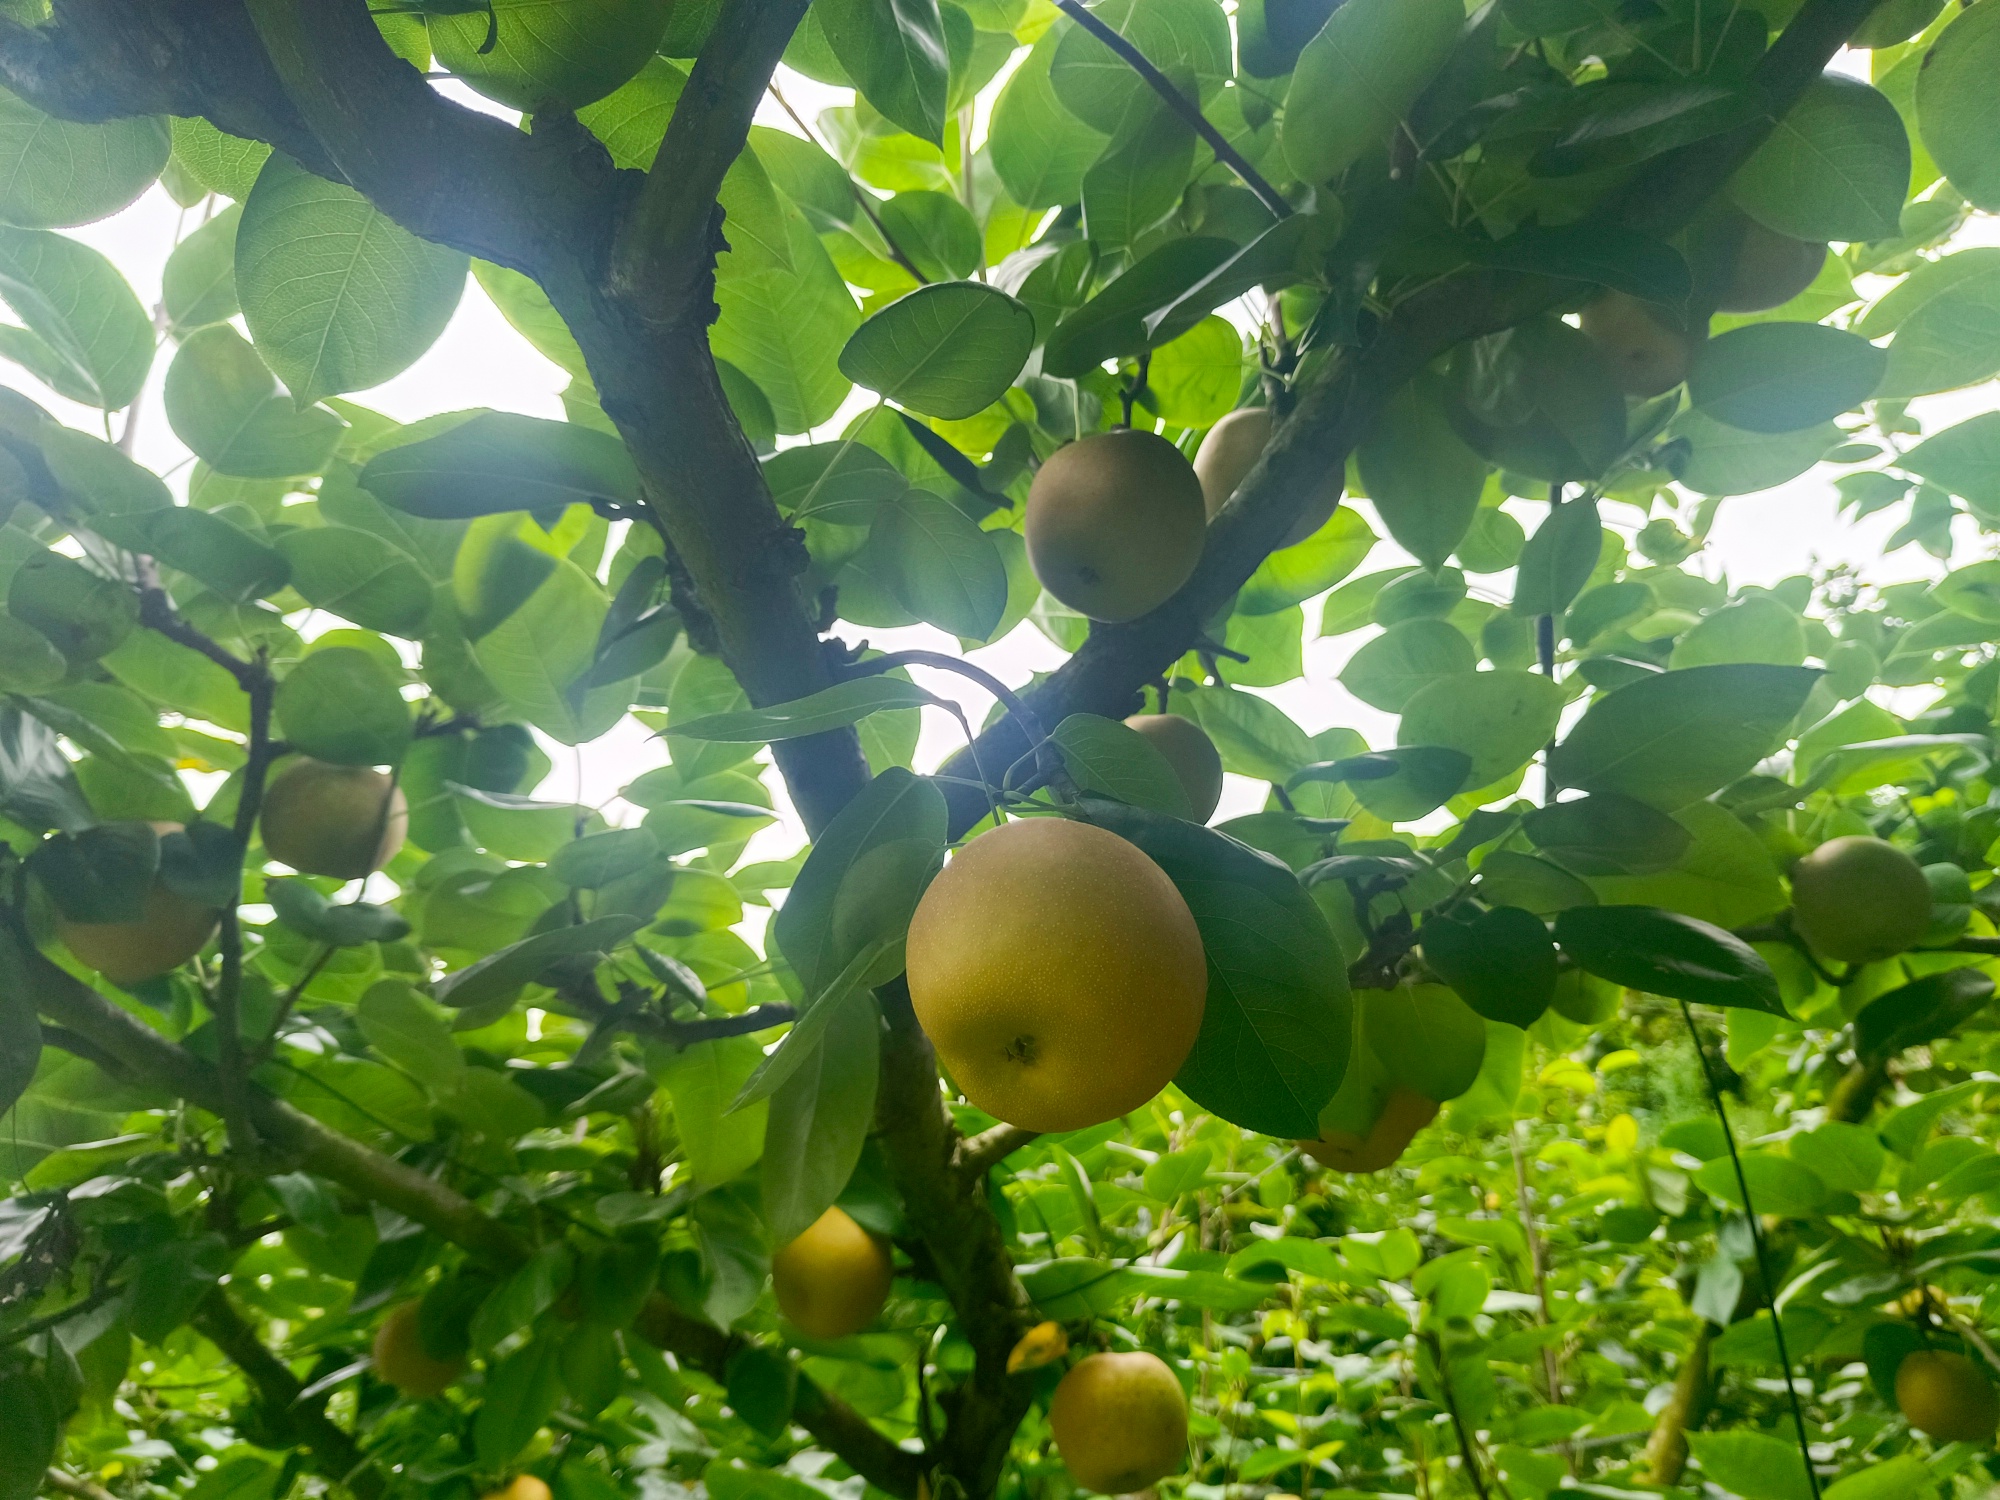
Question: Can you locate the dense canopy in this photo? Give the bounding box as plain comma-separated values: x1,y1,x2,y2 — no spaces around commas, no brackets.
0,2,1998,1500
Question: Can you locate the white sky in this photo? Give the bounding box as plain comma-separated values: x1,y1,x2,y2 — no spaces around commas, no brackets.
27,53,2000,898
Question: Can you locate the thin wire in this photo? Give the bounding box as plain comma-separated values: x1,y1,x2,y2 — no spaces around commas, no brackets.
1678,1000,1823,1500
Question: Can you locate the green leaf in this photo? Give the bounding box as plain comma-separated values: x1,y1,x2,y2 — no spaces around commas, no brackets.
1915,0,2000,212
1789,1121,1885,1195
651,1036,767,1188
434,915,643,1011
1554,904,1786,1015
869,490,1008,638
274,646,411,766
163,324,345,479
734,938,889,1114
266,878,411,946
9,548,137,662
1729,75,1910,243
839,282,1034,420
0,932,42,1118
474,1337,564,1468
168,117,270,201
1339,619,1476,714
236,153,468,406
1688,323,1885,433
1521,792,1692,875
471,559,635,746
360,410,637,519
357,978,465,1085
1173,682,1314,783
1081,97,1195,248
1666,410,1840,497
1299,745,1472,821
1147,315,1246,430
0,1368,60,1500
0,90,166,229
276,526,432,636
1356,378,1487,570
1042,235,1236,378
1548,664,1820,809
1670,593,1807,670
28,821,157,923
1079,798,1354,1139
668,675,943,744
1240,507,1375,615
1050,0,1231,134
1854,967,1994,1063
879,190,979,281
989,31,1106,209
99,504,291,604
1398,670,1562,791
1281,0,1463,182
1511,495,1601,617
711,201,859,433
776,767,946,994
763,987,881,1244
1903,411,2000,512
1693,1152,1830,1219
1051,714,1194,818
162,203,241,334
1870,248,2000,399
819,0,951,143
1824,1458,1935,1500
0,226,153,408
1421,906,1556,1026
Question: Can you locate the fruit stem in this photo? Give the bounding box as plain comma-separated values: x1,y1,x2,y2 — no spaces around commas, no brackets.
1678,1000,1823,1500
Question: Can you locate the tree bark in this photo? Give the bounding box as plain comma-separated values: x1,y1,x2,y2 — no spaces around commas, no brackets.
1643,1320,1715,1488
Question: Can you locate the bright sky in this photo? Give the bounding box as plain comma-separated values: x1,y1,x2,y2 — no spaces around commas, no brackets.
25,52,2000,893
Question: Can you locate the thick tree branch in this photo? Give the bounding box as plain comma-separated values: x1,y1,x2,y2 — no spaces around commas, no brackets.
938,0,1889,834
193,1291,385,1500
243,0,615,276
616,0,813,309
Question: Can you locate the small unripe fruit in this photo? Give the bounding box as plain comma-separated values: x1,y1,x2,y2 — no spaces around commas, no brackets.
372,1300,462,1398
1718,223,1827,313
1580,292,1699,398
906,818,1206,1132
57,822,218,985
1191,408,1341,547
1789,835,1932,964
1123,713,1224,822
770,1206,893,1341
260,759,408,880
1050,1352,1189,1493
1025,430,1206,622
482,1479,552,1500
1896,1350,2000,1444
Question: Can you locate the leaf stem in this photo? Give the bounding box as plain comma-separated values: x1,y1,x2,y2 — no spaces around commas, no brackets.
1677,1000,1823,1500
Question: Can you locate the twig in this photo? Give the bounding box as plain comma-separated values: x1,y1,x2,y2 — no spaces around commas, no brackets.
956,1122,1040,1179
1051,0,1291,219
1421,1329,1495,1500
1679,1001,1822,1500
769,84,930,285
46,1471,120,1500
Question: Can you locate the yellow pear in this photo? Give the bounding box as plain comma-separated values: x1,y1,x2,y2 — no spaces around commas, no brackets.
905,817,1205,1132
770,1206,893,1340
57,822,219,986
1050,1352,1189,1493
1579,291,1700,398
260,758,408,880
482,1479,552,1500
1025,430,1207,622
1897,1350,1999,1444
1123,713,1224,822
373,1300,463,1398
1192,407,1341,546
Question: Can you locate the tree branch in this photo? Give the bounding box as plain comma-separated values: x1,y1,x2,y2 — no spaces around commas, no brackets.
937,0,1891,835
193,1291,385,1500
955,1122,1039,1181
1051,0,1291,219
616,0,813,310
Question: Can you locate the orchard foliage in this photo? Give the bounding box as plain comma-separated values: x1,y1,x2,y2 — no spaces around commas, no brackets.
1,1,2000,1499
